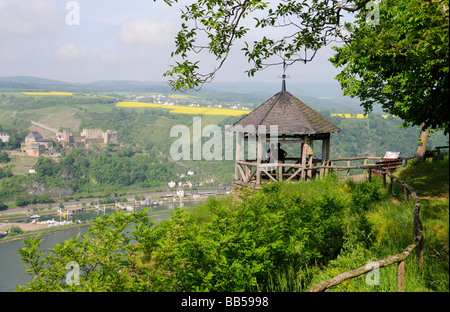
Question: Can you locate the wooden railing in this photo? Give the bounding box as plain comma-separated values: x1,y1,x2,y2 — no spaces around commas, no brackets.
235,156,413,185
431,146,449,159
307,169,424,292
234,155,424,291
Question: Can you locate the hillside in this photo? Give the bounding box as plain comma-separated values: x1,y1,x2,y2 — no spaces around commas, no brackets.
16,158,449,292
0,76,369,112
0,86,448,208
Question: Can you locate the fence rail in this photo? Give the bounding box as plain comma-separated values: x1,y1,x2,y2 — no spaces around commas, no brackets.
307,169,423,292
234,155,424,291
235,156,414,184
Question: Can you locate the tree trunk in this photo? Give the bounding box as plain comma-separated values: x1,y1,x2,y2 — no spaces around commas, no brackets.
415,125,430,162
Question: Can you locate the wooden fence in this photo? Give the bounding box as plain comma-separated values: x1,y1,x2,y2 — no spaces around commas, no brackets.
307,168,424,292
233,155,425,291
234,156,413,185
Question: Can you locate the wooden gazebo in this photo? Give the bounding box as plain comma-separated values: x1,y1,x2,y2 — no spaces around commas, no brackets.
230,80,341,186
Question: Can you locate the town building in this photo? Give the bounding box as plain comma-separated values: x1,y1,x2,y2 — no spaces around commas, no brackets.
168,181,176,188
0,132,10,143
22,131,54,156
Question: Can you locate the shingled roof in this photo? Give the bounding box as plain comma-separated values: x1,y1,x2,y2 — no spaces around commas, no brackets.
232,89,341,136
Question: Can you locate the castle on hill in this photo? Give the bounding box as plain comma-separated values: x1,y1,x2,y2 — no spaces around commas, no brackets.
57,128,118,149
22,128,118,156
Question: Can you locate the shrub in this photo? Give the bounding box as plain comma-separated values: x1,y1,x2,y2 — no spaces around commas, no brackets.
15,179,390,292
0,201,8,211
351,181,383,212
15,195,30,207
8,225,23,236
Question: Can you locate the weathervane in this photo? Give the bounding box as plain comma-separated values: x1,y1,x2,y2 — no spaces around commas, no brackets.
279,58,290,92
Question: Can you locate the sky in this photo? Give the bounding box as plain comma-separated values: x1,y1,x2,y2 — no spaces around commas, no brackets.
0,0,344,85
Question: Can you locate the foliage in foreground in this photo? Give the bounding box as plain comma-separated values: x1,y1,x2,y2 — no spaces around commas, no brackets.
17,175,369,291
17,164,448,292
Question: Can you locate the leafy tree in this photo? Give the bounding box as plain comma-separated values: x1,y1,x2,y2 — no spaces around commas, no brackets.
15,195,30,207
0,167,13,179
8,225,23,236
330,0,449,134
0,201,8,211
159,0,370,90
35,157,60,181
0,152,10,163
159,0,448,135
37,193,54,204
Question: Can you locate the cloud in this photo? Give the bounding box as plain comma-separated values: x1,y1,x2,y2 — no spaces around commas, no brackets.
55,42,80,62
117,19,174,47
100,51,119,63
0,0,63,37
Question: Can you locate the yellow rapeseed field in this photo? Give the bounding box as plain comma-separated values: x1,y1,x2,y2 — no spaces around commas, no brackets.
116,102,164,108
201,108,250,116
168,107,211,114
331,113,391,119
116,101,250,116
168,94,194,100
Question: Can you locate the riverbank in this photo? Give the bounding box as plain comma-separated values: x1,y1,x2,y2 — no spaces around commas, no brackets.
0,207,180,244
0,222,90,244
0,186,227,218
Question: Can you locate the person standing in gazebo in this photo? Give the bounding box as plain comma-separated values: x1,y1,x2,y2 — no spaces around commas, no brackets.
266,143,275,173
272,143,287,174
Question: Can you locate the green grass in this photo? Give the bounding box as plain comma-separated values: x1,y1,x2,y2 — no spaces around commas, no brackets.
230,158,449,292
0,109,14,123
80,104,116,113
323,158,448,292
9,155,38,175
397,158,449,197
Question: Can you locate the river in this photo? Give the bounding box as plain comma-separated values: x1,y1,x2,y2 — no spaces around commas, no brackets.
0,200,201,292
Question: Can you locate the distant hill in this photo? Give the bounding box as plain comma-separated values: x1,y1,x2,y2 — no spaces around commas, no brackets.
0,76,69,85
0,76,381,113
0,76,70,90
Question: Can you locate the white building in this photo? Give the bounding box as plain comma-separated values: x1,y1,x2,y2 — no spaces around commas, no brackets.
187,169,196,176
168,181,176,188
0,132,10,143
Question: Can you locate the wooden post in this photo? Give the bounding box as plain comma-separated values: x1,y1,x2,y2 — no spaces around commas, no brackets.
321,139,330,179
368,168,372,182
278,163,283,181
323,138,330,164
321,140,327,171
398,260,406,292
389,176,393,195
256,134,262,185
328,161,333,175
404,186,409,201
235,132,243,180
307,154,313,180
301,137,308,181
382,173,387,189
